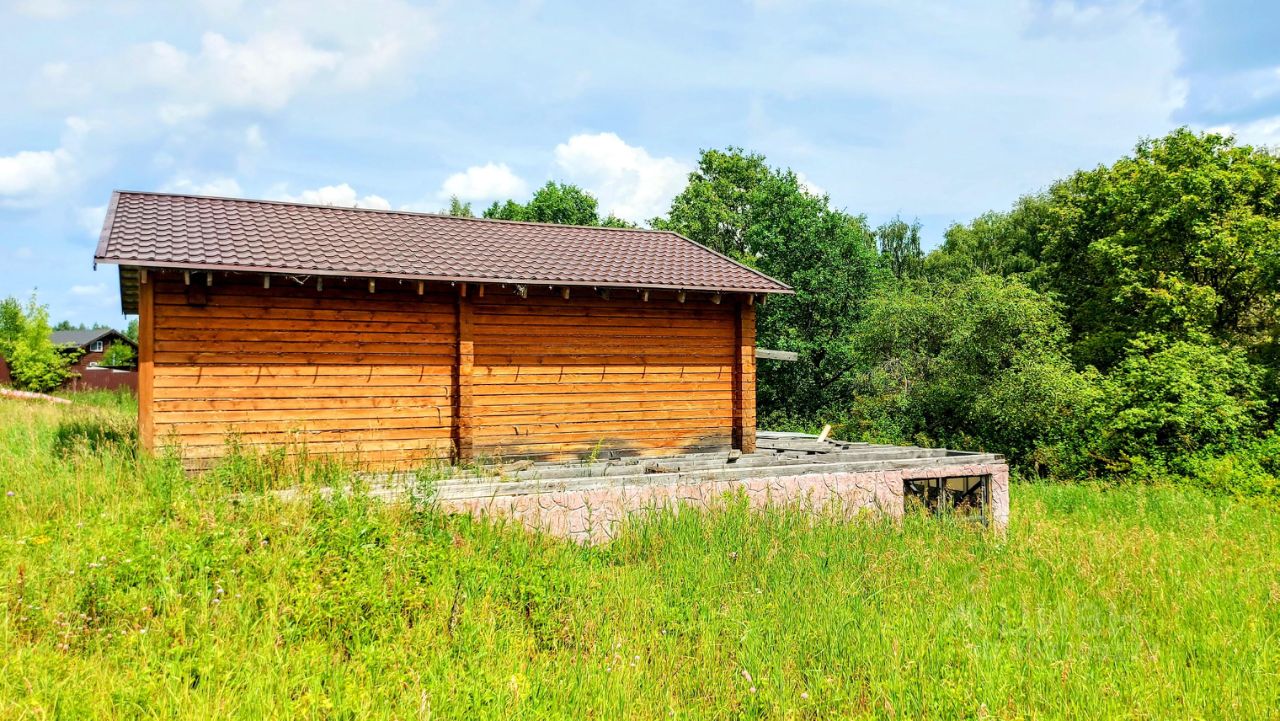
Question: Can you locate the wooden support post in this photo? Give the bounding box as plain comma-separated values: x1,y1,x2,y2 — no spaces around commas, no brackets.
733,299,757,453
453,291,474,463
459,282,468,298
417,281,424,295
262,275,270,289
477,284,485,298
183,271,190,285
138,278,155,452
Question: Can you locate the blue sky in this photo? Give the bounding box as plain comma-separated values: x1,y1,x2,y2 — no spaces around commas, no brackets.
2,0,1279,327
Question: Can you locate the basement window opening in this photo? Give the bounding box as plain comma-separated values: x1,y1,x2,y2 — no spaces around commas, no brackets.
904,475,990,523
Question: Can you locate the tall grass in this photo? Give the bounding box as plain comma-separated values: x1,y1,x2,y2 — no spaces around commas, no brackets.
1,395,1277,719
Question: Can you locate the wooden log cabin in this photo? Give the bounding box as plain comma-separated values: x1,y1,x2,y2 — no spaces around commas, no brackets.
94,191,792,469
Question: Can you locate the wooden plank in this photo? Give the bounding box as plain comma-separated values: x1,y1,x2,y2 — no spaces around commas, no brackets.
154,396,451,413
153,384,450,400
154,352,453,366
453,291,474,462
734,300,757,453
154,364,453,378
755,348,799,361
139,276,155,451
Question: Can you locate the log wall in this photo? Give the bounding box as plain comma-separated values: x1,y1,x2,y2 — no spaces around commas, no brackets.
147,273,455,468
139,272,754,469
470,288,738,461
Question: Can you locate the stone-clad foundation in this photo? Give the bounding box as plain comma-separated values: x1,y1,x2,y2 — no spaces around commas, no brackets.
433,463,1009,544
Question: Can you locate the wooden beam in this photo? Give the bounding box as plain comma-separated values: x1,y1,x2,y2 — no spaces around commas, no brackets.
477,284,485,298
453,291,474,462
459,282,468,298
417,281,424,295
183,271,190,286
139,268,148,284
733,299,757,453
138,278,155,452
755,348,799,361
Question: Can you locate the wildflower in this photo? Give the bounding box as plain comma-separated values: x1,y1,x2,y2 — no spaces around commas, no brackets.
6,490,14,497
801,692,809,700
749,687,756,694
742,669,753,683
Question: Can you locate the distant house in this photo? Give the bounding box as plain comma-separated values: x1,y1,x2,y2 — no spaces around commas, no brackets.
52,328,138,392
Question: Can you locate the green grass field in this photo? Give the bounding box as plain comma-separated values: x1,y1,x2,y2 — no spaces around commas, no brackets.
1,393,1277,719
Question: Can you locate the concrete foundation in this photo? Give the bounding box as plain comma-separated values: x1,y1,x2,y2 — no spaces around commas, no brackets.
333,432,1011,544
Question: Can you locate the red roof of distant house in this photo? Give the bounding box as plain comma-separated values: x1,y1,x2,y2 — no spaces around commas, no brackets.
94,191,792,299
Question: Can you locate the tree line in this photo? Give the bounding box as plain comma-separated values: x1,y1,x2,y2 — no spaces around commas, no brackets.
450,129,1278,494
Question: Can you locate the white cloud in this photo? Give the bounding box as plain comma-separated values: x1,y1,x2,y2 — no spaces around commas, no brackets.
39,0,436,122
440,162,527,202
271,183,391,210
77,205,108,238
162,176,245,197
1206,116,1280,150
794,171,825,198
0,117,88,206
552,133,690,223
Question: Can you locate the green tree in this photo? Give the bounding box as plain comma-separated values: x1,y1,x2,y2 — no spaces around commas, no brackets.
656,148,887,418
100,341,137,369
847,275,1099,471
875,215,924,280
441,196,475,218
0,294,78,392
124,318,139,342
927,195,1052,281
482,181,635,227
1035,129,1279,370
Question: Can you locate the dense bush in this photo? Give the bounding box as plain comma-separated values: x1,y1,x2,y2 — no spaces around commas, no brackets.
844,275,1099,472
1086,339,1268,473
0,295,78,393
1186,432,1280,501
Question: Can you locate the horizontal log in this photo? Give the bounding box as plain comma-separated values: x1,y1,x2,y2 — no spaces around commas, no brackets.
155,384,451,400
155,352,452,366
155,364,453,378
155,396,451,412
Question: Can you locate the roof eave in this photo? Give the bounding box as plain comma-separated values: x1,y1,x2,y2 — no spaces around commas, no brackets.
97,257,794,295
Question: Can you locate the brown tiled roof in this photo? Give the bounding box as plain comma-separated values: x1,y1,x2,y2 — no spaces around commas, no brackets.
94,191,792,305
